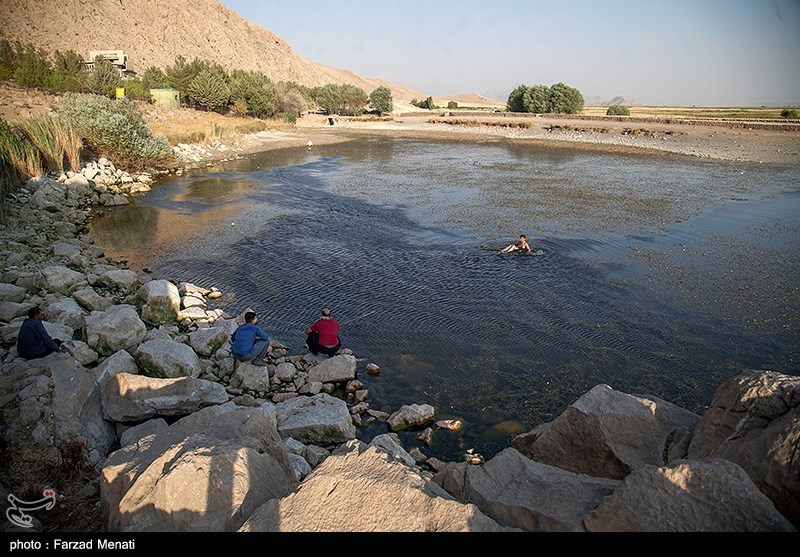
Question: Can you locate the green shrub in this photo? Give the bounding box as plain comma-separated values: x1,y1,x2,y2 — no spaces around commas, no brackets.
780,108,798,119
369,86,393,115
607,104,631,116
59,94,175,169
281,112,297,124
447,101,458,110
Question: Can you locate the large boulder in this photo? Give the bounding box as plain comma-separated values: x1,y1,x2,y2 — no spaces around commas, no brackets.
95,269,140,295
133,338,202,379
84,305,147,356
0,283,27,303
188,326,231,357
100,373,228,422
583,459,795,532
687,370,800,528
240,440,515,532
101,404,297,532
387,403,436,431
45,297,86,331
138,280,181,325
276,393,356,447
306,354,357,384
33,266,86,295
512,384,701,480
433,447,619,532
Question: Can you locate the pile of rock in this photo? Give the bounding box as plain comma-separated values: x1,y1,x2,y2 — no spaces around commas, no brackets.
53,158,158,207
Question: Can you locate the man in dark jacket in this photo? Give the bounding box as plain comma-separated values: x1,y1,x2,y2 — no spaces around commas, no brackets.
17,306,66,360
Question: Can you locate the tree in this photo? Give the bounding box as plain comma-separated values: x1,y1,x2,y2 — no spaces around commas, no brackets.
780,108,798,119
549,82,584,114
229,70,276,117
142,66,169,90
340,84,368,115
369,86,393,115
606,104,630,116
447,101,458,110
121,79,151,102
315,84,342,115
87,55,120,98
506,85,528,113
523,85,549,114
0,39,23,80
187,70,230,111
13,45,51,89
166,56,204,106
45,50,86,92
276,85,308,117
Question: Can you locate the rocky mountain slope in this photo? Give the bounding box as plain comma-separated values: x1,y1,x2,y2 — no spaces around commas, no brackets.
0,0,423,101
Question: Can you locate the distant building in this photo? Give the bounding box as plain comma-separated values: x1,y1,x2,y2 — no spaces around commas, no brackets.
150,88,181,109
85,50,136,78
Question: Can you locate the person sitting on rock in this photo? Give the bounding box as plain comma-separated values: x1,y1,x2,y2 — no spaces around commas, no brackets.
305,308,341,357
16,306,67,360
230,311,271,366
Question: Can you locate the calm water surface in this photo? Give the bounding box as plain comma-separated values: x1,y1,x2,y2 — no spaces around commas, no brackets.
91,138,800,461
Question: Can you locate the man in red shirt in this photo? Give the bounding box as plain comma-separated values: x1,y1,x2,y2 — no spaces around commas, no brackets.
305,308,341,357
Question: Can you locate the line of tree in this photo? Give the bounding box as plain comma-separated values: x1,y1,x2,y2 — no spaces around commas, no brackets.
0,40,394,119
506,82,585,114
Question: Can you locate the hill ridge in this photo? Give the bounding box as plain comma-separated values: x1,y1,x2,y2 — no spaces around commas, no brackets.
0,0,423,101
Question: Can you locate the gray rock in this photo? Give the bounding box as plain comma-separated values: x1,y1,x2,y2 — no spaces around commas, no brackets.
0,301,35,322
387,403,436,431
100,373,229,422
92,350,139,384
95,269,139,295
240,440,516,532
369,433,416,467
33,266,86,294
584,459,795,532
276,393,356,447
133,338,202,379
512,384,701,480
434,447,619,532
84,305,147,356
101,404,297,532
72,287,114,312
687,370,800,528
137,279,181,325
306,354,357,384
188,326,230,357
0,283,27,303
45,297,86,330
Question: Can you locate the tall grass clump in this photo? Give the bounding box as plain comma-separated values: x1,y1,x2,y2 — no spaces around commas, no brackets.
0,119,40,212
19,115,82,173
59,94,176,170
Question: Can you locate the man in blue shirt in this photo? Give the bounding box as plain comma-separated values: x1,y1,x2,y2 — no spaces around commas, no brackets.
230,311,270,366
17,306,67,360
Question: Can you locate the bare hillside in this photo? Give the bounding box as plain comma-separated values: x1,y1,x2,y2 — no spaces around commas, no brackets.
0,0,423,101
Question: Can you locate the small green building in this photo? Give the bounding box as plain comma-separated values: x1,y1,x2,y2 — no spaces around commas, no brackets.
150,88,180,109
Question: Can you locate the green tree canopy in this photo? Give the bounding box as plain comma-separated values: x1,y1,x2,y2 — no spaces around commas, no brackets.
315,83,342,115
506,85,528,113
47,50,87,92
369,86,394,115
87,55,121,98
166,56,206,105
13,45,51,89
549,82,584,114
187,70,230,111
229,70,276,117
606,104,630,116
340,84,368,115
523,85,550,114
142,66,169,90
447,100,458,110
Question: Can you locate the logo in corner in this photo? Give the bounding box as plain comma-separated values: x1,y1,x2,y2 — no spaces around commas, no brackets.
6,489,57,529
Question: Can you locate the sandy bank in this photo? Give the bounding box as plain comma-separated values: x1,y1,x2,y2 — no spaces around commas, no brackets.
182,112,800,168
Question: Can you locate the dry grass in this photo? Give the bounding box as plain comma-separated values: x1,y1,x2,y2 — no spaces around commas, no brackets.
581,105,792,120
140,103,296,146
429,118,533,129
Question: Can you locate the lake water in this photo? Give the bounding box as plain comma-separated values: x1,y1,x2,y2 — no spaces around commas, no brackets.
90,137,800,462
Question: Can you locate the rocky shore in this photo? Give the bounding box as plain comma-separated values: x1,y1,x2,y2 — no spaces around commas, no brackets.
1,153,798,533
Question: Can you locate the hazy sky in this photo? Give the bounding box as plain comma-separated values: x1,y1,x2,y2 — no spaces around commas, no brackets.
220,0,800,106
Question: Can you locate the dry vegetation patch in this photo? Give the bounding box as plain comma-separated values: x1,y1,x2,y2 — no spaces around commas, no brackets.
429,118,534,129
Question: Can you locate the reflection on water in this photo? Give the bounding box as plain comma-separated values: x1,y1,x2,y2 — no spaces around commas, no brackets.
90,138,800,461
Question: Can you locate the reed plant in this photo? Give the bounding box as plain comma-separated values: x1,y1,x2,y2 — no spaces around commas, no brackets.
19,115,82,173
0,118,41,208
